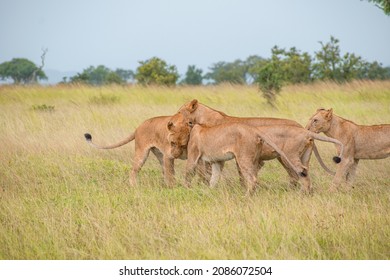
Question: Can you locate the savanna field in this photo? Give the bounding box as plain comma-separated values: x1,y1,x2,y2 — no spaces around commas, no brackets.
0,81,389,260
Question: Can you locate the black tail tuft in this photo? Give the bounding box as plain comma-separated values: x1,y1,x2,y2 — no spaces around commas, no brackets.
300,169,308,177
84,133,92,141
333,156,341,164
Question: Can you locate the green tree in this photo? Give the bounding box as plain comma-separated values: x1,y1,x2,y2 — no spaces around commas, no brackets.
135,57,179,86
340,52,365,81
313,36,342,81
181,65,203,85
0,58,47,84
69,72,90,84
366,0,390,15
280,47,313,84
115,68,134,83
69,65,130,85
86,65,112,85
253,46,308,107
205,60,248,84
106,72,125,84
357,61,390,80
205,56,266,85
245,55,267,83
256,50,284,107
313,36,366,82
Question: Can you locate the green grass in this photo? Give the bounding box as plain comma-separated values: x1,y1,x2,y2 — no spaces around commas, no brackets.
0,81,389,259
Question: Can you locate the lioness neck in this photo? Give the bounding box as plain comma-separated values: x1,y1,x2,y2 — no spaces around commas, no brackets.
325,115,353,140
196,106,227,126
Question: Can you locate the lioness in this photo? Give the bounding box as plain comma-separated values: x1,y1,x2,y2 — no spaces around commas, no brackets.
168,120,344,193
168,99,338,187
85,115,192,186
306,108,390,190
182,122,306,195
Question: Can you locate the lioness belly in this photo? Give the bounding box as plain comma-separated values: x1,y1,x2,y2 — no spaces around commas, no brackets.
355,147,390,159
202,152,234,162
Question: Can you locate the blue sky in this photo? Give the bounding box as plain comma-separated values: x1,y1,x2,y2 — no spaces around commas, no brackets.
1,0,389,80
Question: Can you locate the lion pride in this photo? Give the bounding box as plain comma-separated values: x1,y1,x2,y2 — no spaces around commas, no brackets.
168,100,343,192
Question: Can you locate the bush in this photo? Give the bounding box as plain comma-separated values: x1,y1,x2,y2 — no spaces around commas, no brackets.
135,57,179,86
31,104,55,112
88,94,120,105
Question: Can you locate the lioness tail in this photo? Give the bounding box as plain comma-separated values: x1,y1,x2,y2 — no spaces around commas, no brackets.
84,132,136,149
257,132,307,177
309,132,344,163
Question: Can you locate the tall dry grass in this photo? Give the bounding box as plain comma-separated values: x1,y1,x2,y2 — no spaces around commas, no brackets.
0,81,389,259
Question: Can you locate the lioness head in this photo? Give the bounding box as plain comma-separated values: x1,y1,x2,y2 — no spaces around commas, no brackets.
167,113,193,159
306,108,333,133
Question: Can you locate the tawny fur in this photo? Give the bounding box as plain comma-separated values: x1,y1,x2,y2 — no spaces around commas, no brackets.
85,116,190,186
183,123,305,195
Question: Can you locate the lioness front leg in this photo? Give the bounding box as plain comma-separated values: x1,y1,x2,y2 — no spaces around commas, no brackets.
184,155,200,188
163,157,175,187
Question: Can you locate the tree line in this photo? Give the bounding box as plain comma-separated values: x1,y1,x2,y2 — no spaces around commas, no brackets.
1,36,389,87
1,36,390,105
59,36,390,86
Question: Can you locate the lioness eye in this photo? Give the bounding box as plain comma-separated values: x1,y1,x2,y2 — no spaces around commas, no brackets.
313,119,318,123
170,142,177,147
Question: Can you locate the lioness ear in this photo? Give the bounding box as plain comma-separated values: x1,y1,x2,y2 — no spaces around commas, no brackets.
325,108,333,120
167,121,174,130
187,99,198,112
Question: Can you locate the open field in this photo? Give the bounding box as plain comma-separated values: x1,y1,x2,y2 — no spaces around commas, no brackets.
0,81,389,259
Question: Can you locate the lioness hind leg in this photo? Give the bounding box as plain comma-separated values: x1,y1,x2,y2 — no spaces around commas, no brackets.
300,145,312,194
331,158,354,191
151,147,164,168
235,161,246,188
299,174,312,194
209,162,224,188
196,160,212,185
130,147,151,185
235,158,259,196
346,159,359,185
184,157,200,188
242,170,258,196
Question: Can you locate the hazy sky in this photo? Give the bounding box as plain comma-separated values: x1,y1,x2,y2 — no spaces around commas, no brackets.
1,0,389,78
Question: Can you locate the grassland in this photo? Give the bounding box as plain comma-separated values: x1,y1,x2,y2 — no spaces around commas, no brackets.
0,81,389,259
